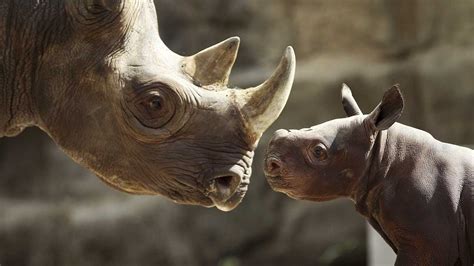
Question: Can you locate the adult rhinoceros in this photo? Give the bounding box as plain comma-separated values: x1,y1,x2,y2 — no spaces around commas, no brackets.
0,0,295,211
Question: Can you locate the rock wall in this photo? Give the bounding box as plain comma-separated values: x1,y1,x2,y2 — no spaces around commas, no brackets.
1,1,473,265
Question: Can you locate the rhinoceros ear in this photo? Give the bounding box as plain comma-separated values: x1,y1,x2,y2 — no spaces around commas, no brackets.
182,37,240,88
341,83,363,117
365,85,404,132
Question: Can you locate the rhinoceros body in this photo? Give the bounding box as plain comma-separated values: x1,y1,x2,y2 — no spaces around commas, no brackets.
0,0,295,211
264,85,473,264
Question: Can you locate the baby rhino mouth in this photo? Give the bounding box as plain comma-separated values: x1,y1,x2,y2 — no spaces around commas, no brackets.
206,169,250,212
263,152,292,192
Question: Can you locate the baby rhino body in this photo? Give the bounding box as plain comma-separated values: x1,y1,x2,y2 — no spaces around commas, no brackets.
264,85,473,265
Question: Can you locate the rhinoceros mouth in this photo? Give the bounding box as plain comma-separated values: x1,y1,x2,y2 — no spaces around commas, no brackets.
209,182,249,212
204,167,250,211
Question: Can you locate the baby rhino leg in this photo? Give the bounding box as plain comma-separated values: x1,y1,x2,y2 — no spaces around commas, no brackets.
395,236,461,266
395,250,453,266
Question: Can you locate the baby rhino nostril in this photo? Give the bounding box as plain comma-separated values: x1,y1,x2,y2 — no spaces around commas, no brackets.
270,161,281,172
265,157,283,176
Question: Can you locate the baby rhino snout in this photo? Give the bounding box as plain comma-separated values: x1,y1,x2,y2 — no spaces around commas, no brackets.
264,129,290,177
265,156,284,177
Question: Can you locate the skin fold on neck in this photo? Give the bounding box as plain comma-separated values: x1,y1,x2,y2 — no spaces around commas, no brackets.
351,129,389,216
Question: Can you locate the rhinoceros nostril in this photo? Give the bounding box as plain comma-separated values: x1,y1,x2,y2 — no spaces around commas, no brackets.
210,174,241,201
208,173,246,212
215,176,233,191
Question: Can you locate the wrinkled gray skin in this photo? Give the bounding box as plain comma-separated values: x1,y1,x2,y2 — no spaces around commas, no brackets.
0,0,296,211
265,85,473,265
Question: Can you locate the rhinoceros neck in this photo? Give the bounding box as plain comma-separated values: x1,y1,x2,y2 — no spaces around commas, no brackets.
0,2,60,137
0,2,70,137
0,56,38,137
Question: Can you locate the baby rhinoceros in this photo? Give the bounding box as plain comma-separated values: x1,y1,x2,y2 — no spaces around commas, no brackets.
264,84,473,265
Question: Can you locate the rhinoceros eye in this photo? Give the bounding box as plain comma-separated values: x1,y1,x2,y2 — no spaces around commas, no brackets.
128,85,177,129
139,92,164,113
147,95,163,111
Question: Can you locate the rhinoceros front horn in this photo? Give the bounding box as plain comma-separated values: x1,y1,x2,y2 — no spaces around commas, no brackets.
182,37,240,87
236,47,296,138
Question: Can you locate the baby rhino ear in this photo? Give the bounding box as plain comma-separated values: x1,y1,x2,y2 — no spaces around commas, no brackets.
341,84,363,117
365,85,404,132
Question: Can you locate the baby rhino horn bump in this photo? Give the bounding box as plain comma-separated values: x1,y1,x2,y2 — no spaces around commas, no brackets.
182,37,240,87
237,47,296,137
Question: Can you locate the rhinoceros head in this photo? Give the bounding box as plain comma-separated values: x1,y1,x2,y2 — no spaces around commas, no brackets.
34,1,295,211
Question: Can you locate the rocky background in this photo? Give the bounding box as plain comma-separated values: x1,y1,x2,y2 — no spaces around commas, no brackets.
1,1,473,265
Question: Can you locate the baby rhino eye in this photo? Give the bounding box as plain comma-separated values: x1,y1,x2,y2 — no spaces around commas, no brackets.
312,144,328,161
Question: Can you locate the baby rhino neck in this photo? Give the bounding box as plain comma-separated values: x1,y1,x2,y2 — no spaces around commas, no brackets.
353,123,435,214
